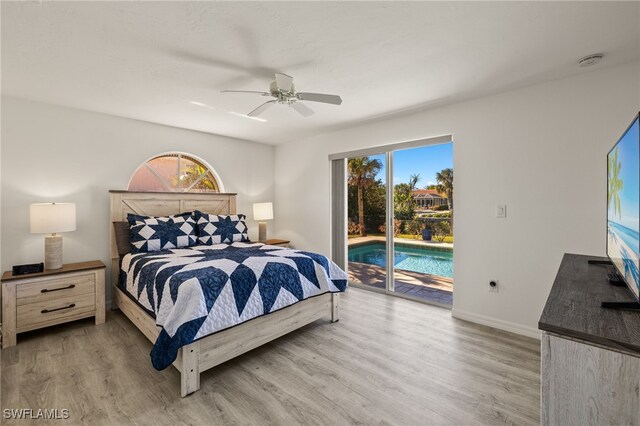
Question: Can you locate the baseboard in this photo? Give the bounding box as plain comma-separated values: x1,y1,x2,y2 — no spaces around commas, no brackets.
451,308,541,340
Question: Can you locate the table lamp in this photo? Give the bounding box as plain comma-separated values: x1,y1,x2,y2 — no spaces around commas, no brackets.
253,202,273,242
30,203,76,270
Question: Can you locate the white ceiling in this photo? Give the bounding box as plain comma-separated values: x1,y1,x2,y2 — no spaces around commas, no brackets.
2,1,639,145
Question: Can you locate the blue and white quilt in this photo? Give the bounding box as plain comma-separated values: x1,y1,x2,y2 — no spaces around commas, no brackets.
119,242,348,370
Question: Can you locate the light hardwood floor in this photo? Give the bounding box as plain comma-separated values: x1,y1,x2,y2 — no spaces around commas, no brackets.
1,288,540,425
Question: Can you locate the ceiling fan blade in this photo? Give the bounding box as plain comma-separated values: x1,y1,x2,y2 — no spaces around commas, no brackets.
275,73,293,92
221,90,272,97
290,101,315,117
248,100,276,117
296,92,342,105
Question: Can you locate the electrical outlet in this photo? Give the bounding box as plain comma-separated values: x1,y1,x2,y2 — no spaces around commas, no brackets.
496,204,507,218
489,280,499,293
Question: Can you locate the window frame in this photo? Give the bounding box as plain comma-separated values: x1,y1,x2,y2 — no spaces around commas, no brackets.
127,151,225,193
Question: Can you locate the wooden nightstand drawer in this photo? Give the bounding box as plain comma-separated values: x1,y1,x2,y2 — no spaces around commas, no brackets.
16,273,95,305
17,292,96,332
2,260,106,347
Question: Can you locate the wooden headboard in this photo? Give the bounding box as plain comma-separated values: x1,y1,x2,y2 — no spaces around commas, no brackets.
109,190,237,287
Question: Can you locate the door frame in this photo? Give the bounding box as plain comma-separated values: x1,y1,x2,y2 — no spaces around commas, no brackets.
329,134,452,296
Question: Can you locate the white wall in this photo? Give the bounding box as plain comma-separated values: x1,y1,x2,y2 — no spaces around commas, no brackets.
1,97,274,304
274,61,640,337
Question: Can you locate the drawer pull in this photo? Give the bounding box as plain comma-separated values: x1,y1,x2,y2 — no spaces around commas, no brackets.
41,284,75,293
41,303,76,314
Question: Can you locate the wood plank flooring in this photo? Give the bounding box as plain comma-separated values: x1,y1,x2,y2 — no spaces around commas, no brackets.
1,288,540,425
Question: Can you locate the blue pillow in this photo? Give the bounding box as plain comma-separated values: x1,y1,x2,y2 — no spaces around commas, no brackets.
128,212,197,253
194,210,249,245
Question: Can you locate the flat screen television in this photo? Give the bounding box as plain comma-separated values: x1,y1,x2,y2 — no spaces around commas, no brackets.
606,112,640,305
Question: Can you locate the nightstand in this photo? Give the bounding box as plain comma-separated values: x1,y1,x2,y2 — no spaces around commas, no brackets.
263,239,290,248
1,260,105,348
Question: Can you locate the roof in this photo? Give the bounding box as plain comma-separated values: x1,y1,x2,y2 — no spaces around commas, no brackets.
412,189,447,199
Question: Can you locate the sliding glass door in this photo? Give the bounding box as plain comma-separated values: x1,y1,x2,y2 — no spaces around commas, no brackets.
345,153,388,290
391,145,453,305
332,137,454,307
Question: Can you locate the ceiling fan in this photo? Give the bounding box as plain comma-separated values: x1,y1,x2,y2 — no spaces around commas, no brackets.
221,73,342,118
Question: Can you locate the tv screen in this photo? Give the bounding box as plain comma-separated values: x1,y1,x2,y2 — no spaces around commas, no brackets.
607,113,640,302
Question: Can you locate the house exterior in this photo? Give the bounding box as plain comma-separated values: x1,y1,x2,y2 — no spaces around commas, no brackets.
412,189,449,209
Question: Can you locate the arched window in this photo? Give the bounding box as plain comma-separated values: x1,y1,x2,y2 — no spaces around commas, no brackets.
128,152,224,193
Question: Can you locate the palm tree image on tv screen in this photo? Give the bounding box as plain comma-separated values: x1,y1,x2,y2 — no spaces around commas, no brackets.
607,116,640,299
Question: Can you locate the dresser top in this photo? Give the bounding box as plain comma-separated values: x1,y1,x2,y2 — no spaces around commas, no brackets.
539,253,640,354
1,260,105,282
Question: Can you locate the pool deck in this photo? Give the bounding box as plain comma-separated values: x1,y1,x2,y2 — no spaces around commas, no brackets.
348,261,453,306
347,236,454,305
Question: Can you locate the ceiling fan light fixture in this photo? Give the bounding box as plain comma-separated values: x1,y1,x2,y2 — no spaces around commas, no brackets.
221,73,342,118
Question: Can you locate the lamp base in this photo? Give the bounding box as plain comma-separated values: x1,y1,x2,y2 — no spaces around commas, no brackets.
258,222,268,242
44,235,63,270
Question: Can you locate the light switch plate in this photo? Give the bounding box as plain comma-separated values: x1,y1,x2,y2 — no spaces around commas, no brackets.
496,204,507,218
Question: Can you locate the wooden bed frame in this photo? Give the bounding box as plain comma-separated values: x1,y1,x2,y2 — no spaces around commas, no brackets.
109,190,339,397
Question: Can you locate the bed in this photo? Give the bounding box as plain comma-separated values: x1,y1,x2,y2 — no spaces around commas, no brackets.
109,190,346,396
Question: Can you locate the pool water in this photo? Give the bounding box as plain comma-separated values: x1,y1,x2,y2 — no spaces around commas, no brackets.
348,243,453,278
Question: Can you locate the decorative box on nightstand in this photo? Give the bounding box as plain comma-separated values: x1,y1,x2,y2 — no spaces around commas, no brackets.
262,239,290,248
1,260,105,348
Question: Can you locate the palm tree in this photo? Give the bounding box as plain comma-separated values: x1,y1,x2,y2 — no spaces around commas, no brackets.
175,164,220,192
348,157,383,236
436,168,453,211
394,182,414,220
409,173,421,191
393,173,421,220
608,147,623,219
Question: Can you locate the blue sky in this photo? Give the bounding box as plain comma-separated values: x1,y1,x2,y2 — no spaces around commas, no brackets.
608,118,639,232
370,142,453,187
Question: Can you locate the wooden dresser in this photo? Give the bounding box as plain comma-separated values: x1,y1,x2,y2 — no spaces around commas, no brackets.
539,253,640,425
1,260,105,348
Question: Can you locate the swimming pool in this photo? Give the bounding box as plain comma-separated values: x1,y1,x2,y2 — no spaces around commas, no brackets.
348,242,453,278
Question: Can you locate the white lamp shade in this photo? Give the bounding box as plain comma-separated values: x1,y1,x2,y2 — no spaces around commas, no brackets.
253,202,273,221
30,203,76,234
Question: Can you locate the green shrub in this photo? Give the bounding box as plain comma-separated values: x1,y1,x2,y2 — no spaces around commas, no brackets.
379,219,402,236
348,219,360,235
432,221,452,242
404,220,424,239
421,212,451,218
433,204,450,211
